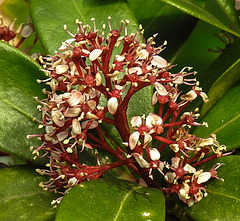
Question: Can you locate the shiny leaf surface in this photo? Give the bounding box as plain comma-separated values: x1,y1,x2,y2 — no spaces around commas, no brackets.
0,165,58,221
200,37,240,116
0,41,45,163
159,0,240,36
56,178,165,221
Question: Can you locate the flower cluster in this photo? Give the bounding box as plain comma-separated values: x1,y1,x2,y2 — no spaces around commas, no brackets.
0,16,35,49
29,17,228,206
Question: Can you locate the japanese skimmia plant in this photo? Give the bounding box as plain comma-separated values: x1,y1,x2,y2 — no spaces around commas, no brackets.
1,0,240,221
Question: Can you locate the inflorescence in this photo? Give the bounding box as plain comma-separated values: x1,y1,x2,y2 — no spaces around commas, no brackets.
28,17,229,207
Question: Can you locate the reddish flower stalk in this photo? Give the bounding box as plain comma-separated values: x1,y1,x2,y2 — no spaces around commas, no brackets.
30,17,228,206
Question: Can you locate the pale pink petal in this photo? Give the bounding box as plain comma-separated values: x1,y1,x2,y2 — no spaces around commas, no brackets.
153,82,168,96
143,133,152,147
95,72,102,86
129,131,140,150
130,116,142,127
128,67,142,75
72,118,81,135
165,172,176,183
152,92,158,106
137,49,149,60
200,92,209,102
107,97,118,114
151,55,168,68
197,172,211,184
52,110,65,127
89,49,102,61
171,157,180,168
68,90,83,106
57,131,68,141
183,164,196,174
149,148,160,161
180,90,197,101
81,120,98,130
56,65,69,74
65,108,81,117
133,153,150,168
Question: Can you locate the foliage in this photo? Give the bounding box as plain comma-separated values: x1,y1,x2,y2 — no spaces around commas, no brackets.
0,0,240,220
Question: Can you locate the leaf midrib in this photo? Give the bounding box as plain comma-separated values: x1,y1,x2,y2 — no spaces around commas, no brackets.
71,0,86,24
113,186,143,221
0,95,35,121
212,111,240,134
208,189,240,202
0,190,46,203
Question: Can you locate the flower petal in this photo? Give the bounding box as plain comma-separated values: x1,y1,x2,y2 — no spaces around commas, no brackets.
89,49,102,61
72,118,81,135
149,148,160,161
56,65,69,74
107,97,118,114
197,172,211,184
129,131,140,150
151,55,168,68
133,153,150,168
131,116,142,127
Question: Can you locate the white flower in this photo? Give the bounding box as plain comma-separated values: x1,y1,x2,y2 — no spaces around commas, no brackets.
129,131,140,150
72,118,82,135
149,148,160,161
107,97,118,114
151,55,168,68
133,153,150,168
67,90,83,106
153,82,168,96
89,49,102,61
197,172,211,184
56,65,69,74
180,90,197,101
128,67,142,75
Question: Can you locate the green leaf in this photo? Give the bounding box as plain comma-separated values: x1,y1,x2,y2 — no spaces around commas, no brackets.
127,0,198,60
56,178,165,221
29,0,138,54
171,20,223,75
194,82,240,151
159,0,240,37
200,37,240,116
0,41,46,163
0,165,58,221
186,155,240,220
214,0,240,33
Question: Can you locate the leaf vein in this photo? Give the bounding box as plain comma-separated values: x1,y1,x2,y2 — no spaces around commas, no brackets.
208,189,240,202
212,112,240,134
0,96,34,121
71,0,86,24
113,186,143,221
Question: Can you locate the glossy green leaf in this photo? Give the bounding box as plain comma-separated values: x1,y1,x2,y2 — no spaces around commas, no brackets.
127,0,198,60
29,0,138,54
186,155,240,220
214,0,240,33
0,41,46,163
194,82,240,151
159,0,240,37
0,165,58,221
171,20,223,75
56,178,165,221
200,37,240,116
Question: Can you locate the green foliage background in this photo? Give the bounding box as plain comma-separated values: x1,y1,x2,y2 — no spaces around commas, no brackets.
0,0,240,220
